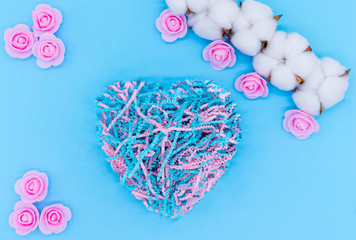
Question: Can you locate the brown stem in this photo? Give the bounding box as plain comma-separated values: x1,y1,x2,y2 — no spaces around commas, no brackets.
186,8,192,15
320,104,325,115
291,88,299,93
341,69,351,77
222,28,229,37
260,41,268,52
239,1,243,7
305,46,312,52
296,76,304,85
273,14,283,21
267,75,271,82
222,29,233,38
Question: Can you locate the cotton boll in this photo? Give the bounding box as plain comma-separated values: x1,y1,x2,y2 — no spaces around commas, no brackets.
191,14,223,40
282,33,310,59
321,57,346,78
263,31,287,59
292,90,321,116
209,0,240,29
166,0,188,15
270,65,298,91
317,76,349,109
286,52,318,79
231,29,261,56
241,0,273,23
250,18,277,41
299,61,325,91
187,0,209,13
253,53,280,78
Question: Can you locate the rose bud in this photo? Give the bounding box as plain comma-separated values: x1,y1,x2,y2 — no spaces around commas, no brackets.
9,202,39,235
156,9,188,42
283,110,319,140
32,33,65,69
32,4,62,37
203,40,236,70
15,170,48,203
235,72,268,99
4,24,36,59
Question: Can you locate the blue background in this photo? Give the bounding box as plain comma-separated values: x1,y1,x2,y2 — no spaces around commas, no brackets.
0,0,355,239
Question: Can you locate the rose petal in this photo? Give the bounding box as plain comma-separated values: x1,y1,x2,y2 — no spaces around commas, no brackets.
52,54,65,66
161,33,178,43
36,58,53,69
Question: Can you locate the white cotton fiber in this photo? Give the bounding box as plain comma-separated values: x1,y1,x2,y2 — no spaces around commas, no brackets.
264,31,287,60
270,65,298,91
191,14,223,40
166,0,188,15
187,0,209,13
241,0,273,23
299,60,325,91
292,90,321,116
208,0,230,8
231,29,261,56
209,0,240,29
250,18,277,41
232,15,250,32
317,76,349,109
282,33,310,59
187,12,203,26
253,53,280,78
286,52,318,79
321,57,347,78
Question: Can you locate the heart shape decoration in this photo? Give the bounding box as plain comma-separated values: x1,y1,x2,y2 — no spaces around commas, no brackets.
96,80,241,218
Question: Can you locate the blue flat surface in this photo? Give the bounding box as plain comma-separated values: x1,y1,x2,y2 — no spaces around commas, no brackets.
0,0,355,239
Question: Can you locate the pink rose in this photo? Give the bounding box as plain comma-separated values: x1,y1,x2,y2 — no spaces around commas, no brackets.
32,33,65,69
203,40,236,71
15,170,48,203
39,204,72,234
156,9,187,42
32,4,62,37
4,24,36,59
283,110,320,140
235,72,269,99
9,201,39,235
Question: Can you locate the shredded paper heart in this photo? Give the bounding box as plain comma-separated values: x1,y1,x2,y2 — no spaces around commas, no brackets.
96,80,241,218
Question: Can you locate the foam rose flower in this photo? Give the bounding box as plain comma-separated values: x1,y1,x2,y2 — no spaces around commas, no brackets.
4,24,36,59
32,4,63,37
203,40,236,71
39,204,72,234
15,170,48,203
32,33,65,69
283,110,320,140
156,9,187,42
235,72,268,99
9,201,39,235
